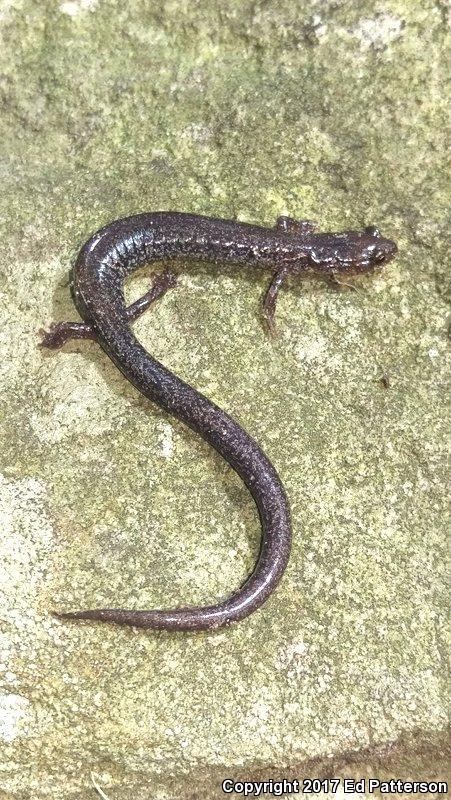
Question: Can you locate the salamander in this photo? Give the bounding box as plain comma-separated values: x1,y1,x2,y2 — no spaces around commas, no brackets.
40,212,397,631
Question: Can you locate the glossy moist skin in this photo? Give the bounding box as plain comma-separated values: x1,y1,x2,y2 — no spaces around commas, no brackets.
40,212,397,631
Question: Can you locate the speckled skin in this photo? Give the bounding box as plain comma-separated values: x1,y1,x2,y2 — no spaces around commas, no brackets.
40,212,397,631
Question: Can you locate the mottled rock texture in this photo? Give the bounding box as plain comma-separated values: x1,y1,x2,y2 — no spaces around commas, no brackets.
0,1,449,797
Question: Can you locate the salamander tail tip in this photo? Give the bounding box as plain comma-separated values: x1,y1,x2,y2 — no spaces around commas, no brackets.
52,609,83,621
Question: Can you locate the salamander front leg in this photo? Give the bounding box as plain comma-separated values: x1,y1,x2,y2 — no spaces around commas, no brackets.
39,270,177,349
262,266,292,336
276,216,317,235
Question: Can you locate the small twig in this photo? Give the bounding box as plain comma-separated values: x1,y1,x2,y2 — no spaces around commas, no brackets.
91,772,111,800
329,272,360,292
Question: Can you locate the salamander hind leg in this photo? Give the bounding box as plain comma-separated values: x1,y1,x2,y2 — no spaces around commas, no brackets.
39,270,178,349
276,216,317,235
125,270,177,324
38,321,95,349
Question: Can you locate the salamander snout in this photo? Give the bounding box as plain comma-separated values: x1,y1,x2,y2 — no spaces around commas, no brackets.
306,227,397,276
363,227,397,265
333,228,398,274
363,236,397,269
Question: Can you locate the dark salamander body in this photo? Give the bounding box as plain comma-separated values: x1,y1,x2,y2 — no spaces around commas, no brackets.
40,212,397,631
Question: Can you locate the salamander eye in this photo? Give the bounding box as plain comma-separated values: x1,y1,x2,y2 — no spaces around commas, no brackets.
365,225,381,237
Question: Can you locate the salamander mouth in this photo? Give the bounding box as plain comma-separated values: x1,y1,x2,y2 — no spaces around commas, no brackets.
336,259,373,274
339,241,397,273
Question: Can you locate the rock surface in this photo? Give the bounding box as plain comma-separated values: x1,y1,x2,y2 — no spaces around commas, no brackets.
0,1,449,797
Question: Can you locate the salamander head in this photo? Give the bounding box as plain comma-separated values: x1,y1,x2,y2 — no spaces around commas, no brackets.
307,226,397,275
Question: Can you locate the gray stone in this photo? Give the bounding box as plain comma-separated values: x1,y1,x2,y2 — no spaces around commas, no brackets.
0,1,449,797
